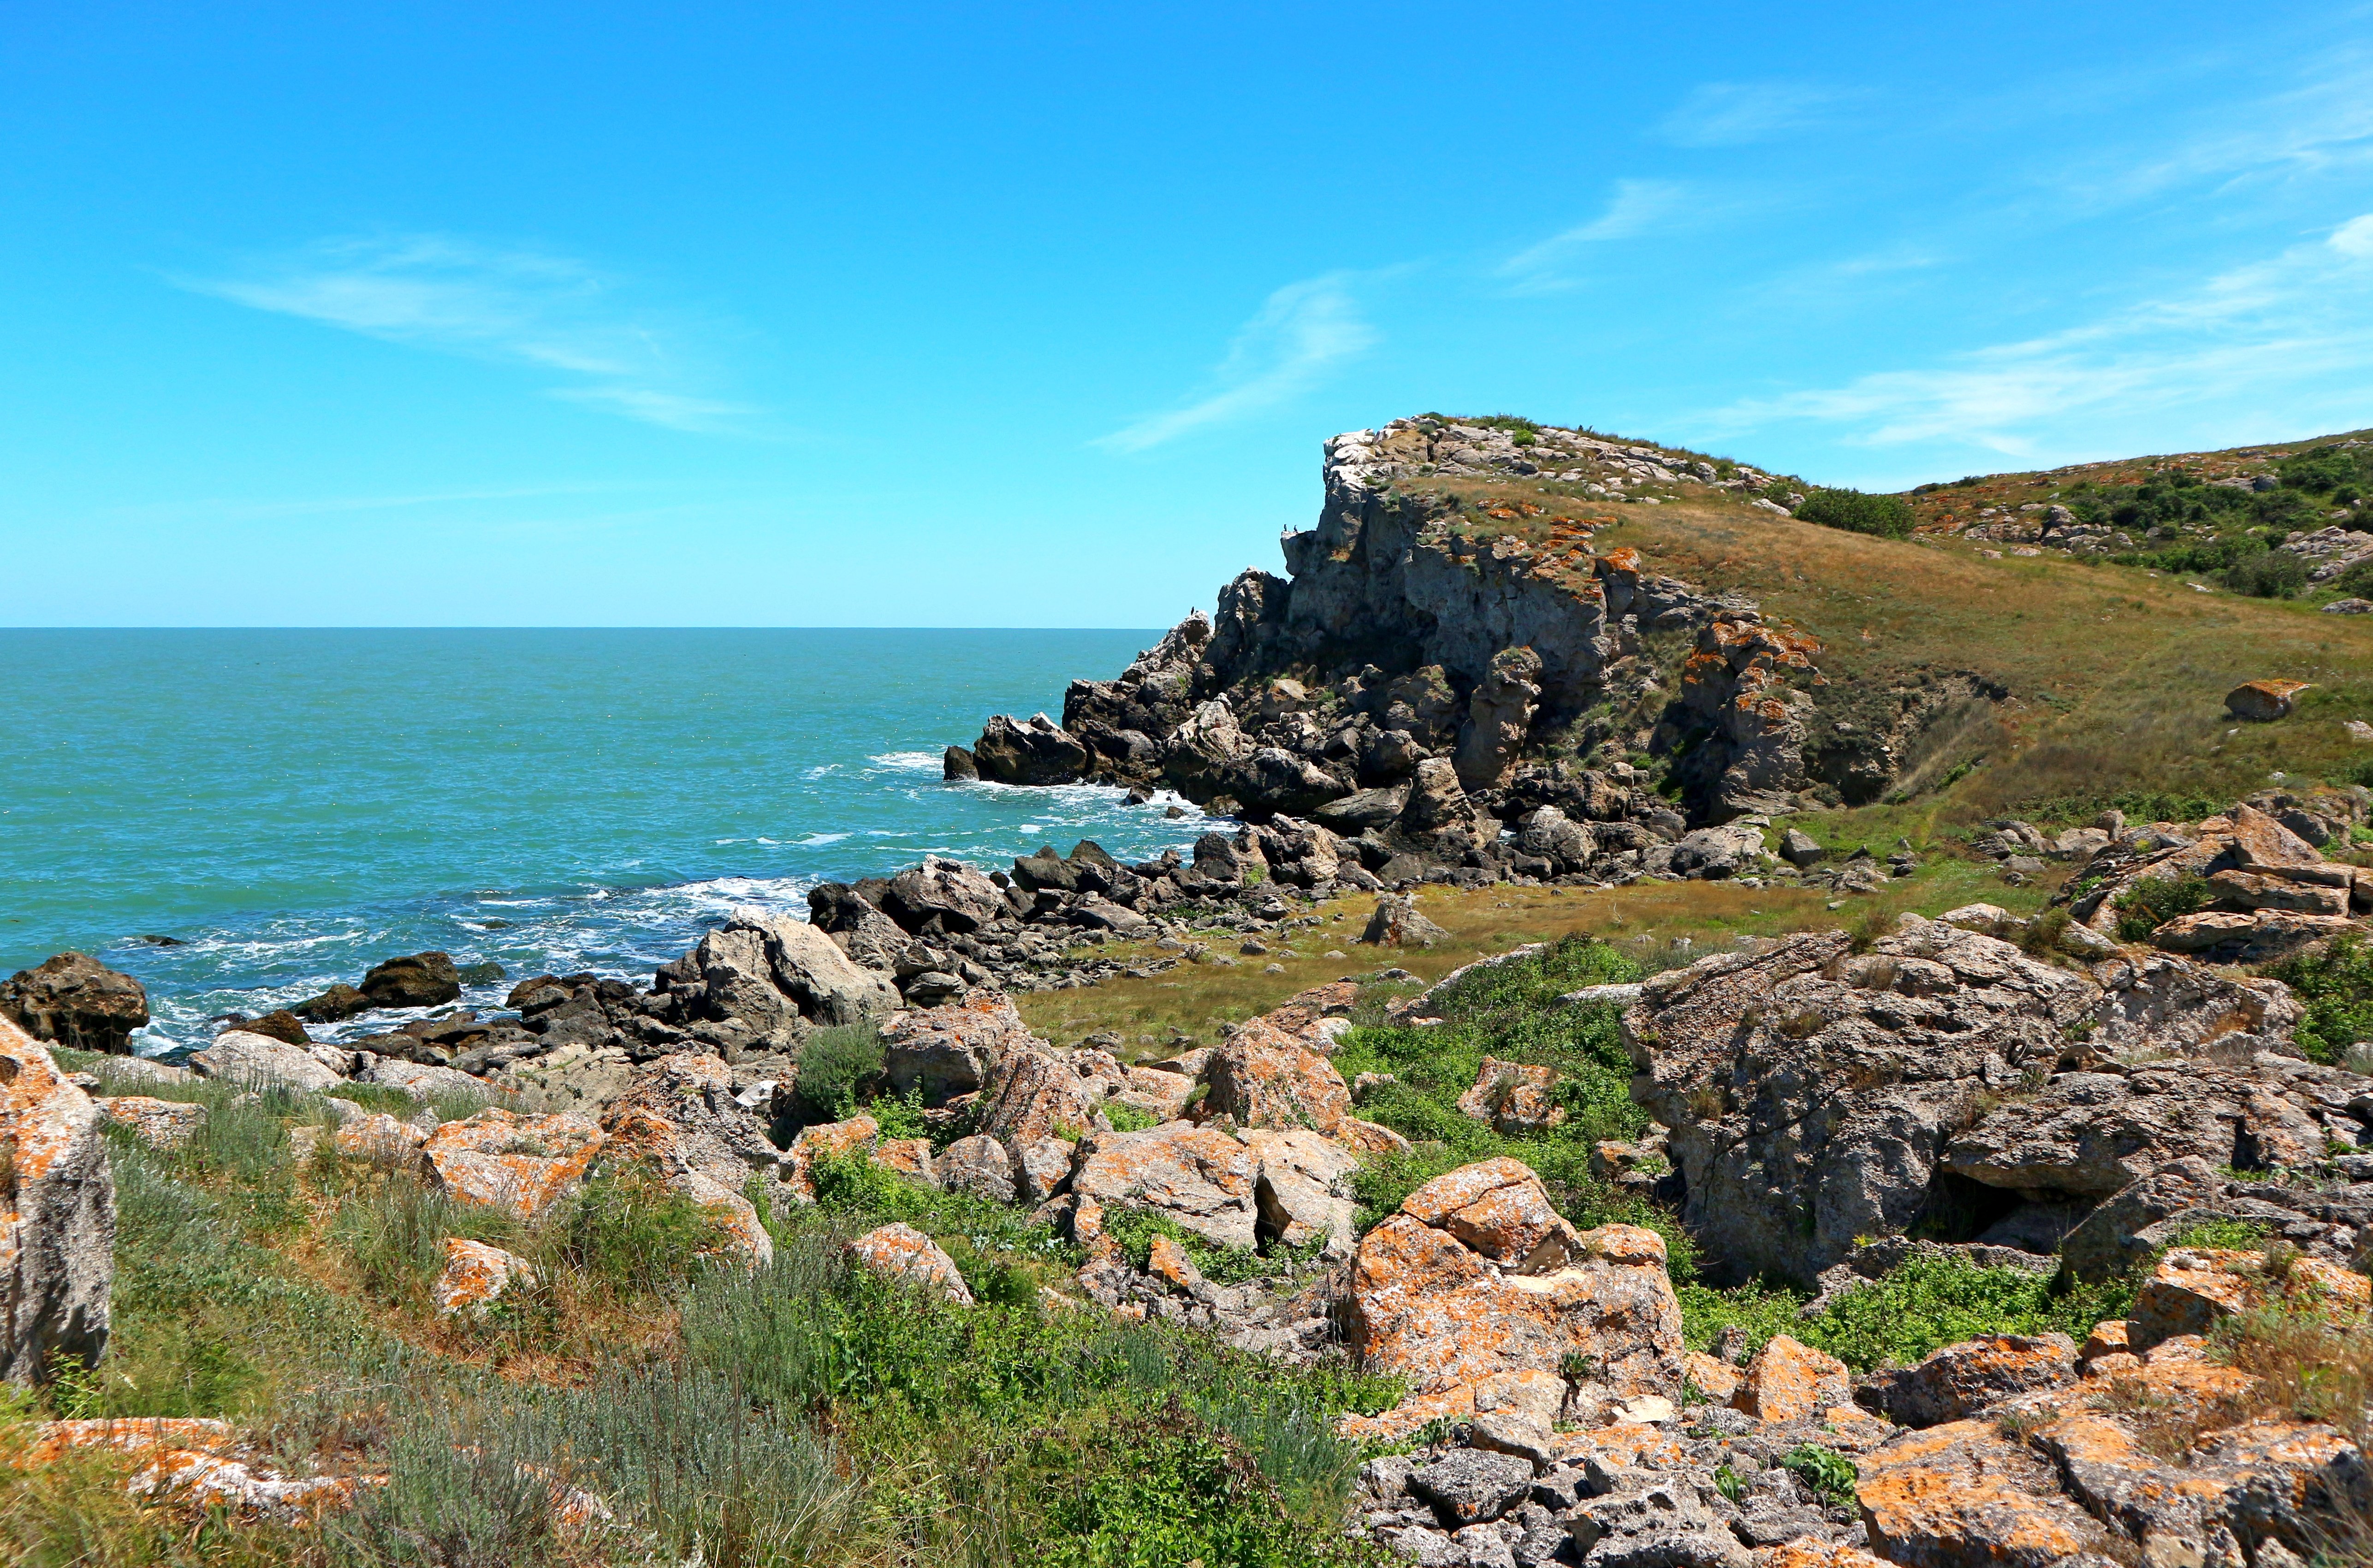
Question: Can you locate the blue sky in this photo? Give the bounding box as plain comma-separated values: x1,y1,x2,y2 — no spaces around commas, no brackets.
5,1,2371,626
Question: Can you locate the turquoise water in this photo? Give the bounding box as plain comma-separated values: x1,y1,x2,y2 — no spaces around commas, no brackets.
0,630,1206,1052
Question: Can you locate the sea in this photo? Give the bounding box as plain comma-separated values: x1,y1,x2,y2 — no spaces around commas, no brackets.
0,629,1215,1056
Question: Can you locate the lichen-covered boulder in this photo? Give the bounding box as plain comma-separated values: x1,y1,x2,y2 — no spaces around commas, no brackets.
1862,1335,2079,1428
420,1108,605,1218
332,1111,426,1164
1345,1159,1683,1434
1200,1018,1350,1135
433,1237,536,1319
878,992,1038,1104
0,1016,113,1384
937,1133,1017,1204
1624,921,2098,1287
0,953,149,1054
1856,1420,2117,1568
1732,1334,1851,1423
974,1045,1103,1146
1241,1127,1359,1250
597,1051,783,1191
782,1115,878,1201
95,1095,207,1150
1455,1055,1564,1135
2126,1246,2369,1352
847,1222,975,1305
1069,1122,1257,1250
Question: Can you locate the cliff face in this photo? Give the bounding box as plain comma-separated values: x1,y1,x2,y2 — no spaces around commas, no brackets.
958,416,1948,879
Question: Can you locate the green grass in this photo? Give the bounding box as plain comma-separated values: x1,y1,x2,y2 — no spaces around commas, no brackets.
2265,932,2373,1067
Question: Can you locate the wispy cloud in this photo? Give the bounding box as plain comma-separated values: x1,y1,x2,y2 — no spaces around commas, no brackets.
1657,81,1839,148
1497,181,1691,292
2054,48,2373,206
1701,214,2373,458
1097,273,1375,452
175,235,754,433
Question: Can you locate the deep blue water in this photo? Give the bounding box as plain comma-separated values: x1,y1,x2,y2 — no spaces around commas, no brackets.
0,630,1204,1052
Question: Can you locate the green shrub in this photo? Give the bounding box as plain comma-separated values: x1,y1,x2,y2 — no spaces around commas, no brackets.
332,1175,522,1309
1102,1101,1160,1134
2221,550,2309,598
794,1023,884,1120
560,1169,726,1295
1781,1443,1859,1507
2263,933,2373,1067
1796,487,1915,539
2115,875,2215,942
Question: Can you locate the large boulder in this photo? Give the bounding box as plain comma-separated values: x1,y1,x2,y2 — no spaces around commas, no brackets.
1241,1127,1359,1250
1623,920,2098,1287
1344,1159,1684,1433
878,993,1039,1105
1200,1017,1351,1136
359,951,463,1010
0,1017,114,1384
674,911,899,1042
846,1223,975,1305
0,954,149,1055
971,713,1090,785
974,1044,1105,1146
189,1031,344,1093
750,914,900,1025
420,1109,606,1218
883,856,1010,935
596,1052,783,1192
1068,1123,1258,1250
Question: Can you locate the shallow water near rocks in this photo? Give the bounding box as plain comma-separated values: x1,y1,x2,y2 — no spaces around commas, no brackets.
0,628,1210,1052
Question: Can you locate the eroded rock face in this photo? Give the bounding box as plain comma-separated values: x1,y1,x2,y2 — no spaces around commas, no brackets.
1856,1420,2117,1568
1241,1127,1359,1250
0,954,149,1055
675,912,899,1041
878,993,1037,1105
596,1052,782,1192
1624,921,2096,1286
0,1017,114,1384
1861,1336,2078,1429
1346,1159,1684,1431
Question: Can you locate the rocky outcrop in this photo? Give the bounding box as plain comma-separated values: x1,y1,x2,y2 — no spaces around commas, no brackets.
953,417,2000,883
420,1109,605,1218
0,954,150,1056
293,950,463,1022
0,1016,114,1384
190,1031,345,1093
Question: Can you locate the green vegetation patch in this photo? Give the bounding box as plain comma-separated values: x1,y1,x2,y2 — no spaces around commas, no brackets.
2264,932,2373,1068
1795,487,1914,539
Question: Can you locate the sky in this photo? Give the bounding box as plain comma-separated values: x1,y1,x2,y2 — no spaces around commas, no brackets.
4,1,2372,626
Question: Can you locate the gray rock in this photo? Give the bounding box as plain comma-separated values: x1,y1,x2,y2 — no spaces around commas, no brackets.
363,1058,488,1099
1861,1334,2078,1427
1411,1449,1537,1526
1778,828,1825,868
1364,893,1450,948
970,713,1090,784
1623,920,2098,1287
191,1031,345,1093
1314,786,1410,833
0,953,150,1055
938,1134,1019,1205
0,1019,114,1385
1567,1474,1748,1568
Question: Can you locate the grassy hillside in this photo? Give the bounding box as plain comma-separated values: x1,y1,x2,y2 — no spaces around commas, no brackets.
1394,423,2373,826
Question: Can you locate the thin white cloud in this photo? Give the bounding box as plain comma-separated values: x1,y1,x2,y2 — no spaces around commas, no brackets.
175,235,754,433
1700,214,2373,456
1657,82,1838,148
1097,273,1375,452
1497,181,1691,292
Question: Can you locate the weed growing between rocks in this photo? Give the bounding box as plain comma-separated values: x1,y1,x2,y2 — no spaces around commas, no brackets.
2266,932,2373,1067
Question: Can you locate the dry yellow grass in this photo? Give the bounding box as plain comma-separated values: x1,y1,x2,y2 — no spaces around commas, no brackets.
1017,854,2055,1051
1405,470,2373,821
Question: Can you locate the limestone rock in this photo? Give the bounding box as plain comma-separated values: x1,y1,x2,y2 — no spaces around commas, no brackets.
1623,921,2097,1287
362,1058,486,1098
2226,680,2313,722
596,1051,783,1192
95,1095,207,1150
1200,1017,1350,1135
1455,1056,1564,1136
1567,1472,1750,1568
1347,1159,1684,1427
937,1133,1018,1204
782,1115,878,1201
871,1138,936,1186
420,1109,605,1218
1242,1126,1359,1249
971,713,1090,785
1410,1447,1535,1526
1364,893,1450,947
1862,1335,2078,1427
0,1016,114,1384
1732,1335,1851,1423
2127,1246,2369,1352
879,992,1038,1105
1069,1123,1257,1250
332,1111,426,1164
433,1237,537,1319
974,1044,1102,1146
1856,1420,2116,1568
847,1222,975,1305
0,954,149,1054
190,1031,344,1093
884,856,1011,935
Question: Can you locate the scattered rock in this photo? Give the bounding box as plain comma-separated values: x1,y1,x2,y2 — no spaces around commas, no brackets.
1363,894,1450,948
95,1095,208,1150
190,1031,345,1093
2225,680,2314,722
433,1237,537,1319
846,1222,976,1305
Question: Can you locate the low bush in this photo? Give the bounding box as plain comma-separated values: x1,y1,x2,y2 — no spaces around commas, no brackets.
2114,874,2215,942
2264,932,2373,1068
1795,487,1915,539
2220,549,2309,599
793,1022,884,1120
560,1168,728,1295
